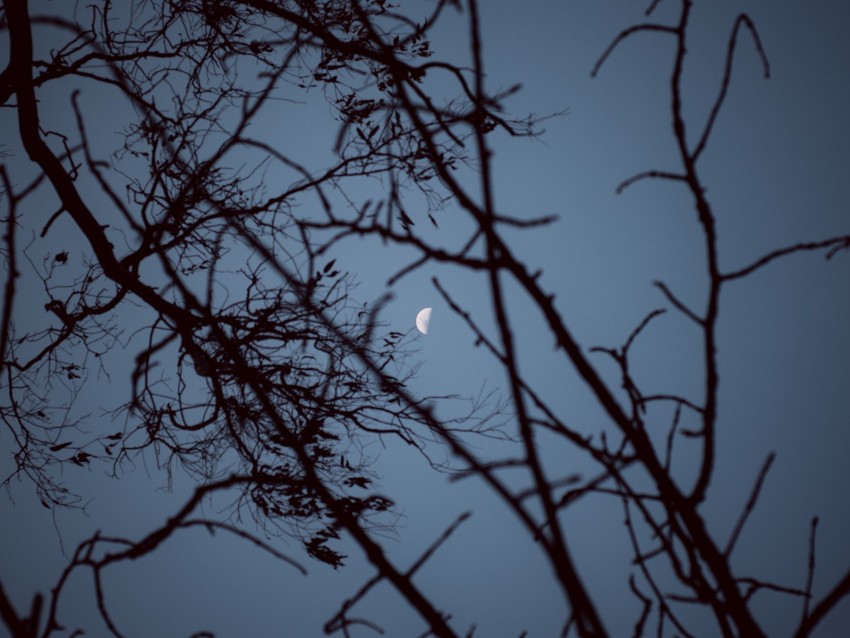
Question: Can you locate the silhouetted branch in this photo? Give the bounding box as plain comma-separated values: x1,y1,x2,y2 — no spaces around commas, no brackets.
326,511,471,636
724,452,775,557
180,520,308,575
802,516,819,624
0,579,40,638
591,24,677,78
0,168,17,367
739,578,805,604
652,281,702,325
722,236,850,282
615,170,686,195
2,0,847,636
795,565,850,638
692,14,770,163
627,575,651,638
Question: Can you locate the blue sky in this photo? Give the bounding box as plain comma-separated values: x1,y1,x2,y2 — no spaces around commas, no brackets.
2,1,850,636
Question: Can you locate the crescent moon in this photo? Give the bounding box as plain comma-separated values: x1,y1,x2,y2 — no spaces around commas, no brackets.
415,307,432,335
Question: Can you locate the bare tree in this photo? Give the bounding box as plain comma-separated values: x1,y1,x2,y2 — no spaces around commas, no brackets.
1,0,849,637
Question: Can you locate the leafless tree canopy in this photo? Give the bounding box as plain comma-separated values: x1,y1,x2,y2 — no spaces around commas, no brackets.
1,1,849,637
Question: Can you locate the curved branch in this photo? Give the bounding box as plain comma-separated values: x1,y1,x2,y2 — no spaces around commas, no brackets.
591,24,677,78
692,14,770,163
721,236,850,282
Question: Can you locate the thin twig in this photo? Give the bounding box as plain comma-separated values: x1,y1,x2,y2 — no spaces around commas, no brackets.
801,516,819,624
722,236,850,282
591,24,677,77
0,168,17,368
616,170,686,195
653,281,702,325
724,452,776,557
692,14,770,162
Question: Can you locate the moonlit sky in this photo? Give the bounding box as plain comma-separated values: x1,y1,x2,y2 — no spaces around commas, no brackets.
2,1,850,636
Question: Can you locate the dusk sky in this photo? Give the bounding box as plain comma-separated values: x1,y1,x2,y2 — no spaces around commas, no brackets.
2,1,849,636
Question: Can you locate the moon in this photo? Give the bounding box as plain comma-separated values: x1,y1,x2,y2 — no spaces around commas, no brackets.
415,307,432,335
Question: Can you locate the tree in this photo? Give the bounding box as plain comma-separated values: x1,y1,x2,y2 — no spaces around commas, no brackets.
2,1,849,636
